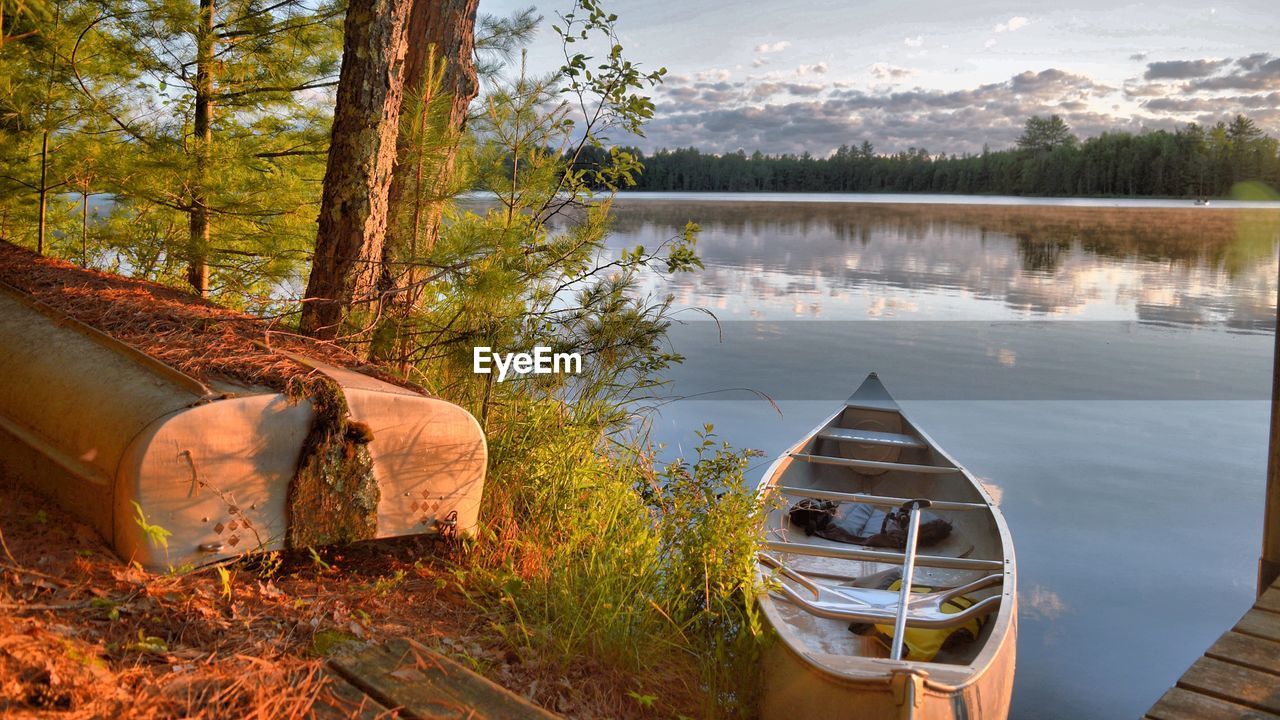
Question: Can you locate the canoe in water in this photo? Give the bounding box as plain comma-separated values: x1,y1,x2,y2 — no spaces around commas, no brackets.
757,373,1016,720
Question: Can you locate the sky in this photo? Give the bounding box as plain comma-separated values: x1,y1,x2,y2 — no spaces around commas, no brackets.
475,0,1280,156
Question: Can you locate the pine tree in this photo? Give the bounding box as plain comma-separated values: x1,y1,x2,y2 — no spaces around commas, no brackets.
0,0,98,254
79,0,343,297
374,0,482,346
0,0,48,47
298,0,414,340
1016,115,1076,153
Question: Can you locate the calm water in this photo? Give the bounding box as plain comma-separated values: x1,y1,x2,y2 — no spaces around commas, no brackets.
605,194,1280,719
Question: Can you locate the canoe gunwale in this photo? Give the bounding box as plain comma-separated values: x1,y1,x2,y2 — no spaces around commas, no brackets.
0,280,214,400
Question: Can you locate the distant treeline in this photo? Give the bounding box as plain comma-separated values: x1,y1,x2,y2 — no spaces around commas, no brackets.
585,115,1280,198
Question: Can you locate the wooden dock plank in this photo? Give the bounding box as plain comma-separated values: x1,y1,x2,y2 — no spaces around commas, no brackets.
328,638,560,720
314,672,396,719
1148,576,1280,718
1235,608,1280,643
1147,687,1280,720
1178,656,1280,715
1205,632,1280,676
1257,587,1280,615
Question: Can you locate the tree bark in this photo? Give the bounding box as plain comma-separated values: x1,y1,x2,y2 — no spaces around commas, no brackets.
36,129,47,255
80,187,88,266
187,0,214,295
382,0,479,285
299,0,413,341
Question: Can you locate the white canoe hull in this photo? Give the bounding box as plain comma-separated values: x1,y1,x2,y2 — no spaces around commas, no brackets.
0,281,486,571
757,374,1016,720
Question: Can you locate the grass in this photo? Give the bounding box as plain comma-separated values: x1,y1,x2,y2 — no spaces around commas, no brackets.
460,390,774,719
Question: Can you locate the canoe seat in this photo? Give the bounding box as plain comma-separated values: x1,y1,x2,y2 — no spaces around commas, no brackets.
759,553,1002,629
818,427,925,449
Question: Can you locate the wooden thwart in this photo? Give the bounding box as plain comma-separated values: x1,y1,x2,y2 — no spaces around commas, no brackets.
327,638,560,720
816,427,925,448
763,539,1003,571
789,452,956,475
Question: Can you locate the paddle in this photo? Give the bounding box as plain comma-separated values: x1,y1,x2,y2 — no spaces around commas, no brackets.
890,498,932,661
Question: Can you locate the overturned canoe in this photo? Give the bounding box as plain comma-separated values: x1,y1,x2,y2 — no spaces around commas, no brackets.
757,373,1016,720
0,277,486,571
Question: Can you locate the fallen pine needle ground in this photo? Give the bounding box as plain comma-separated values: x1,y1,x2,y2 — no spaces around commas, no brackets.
0,479,662,719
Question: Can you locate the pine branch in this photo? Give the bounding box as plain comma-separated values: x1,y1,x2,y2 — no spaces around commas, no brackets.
2,28,39,43
253,148,327,157
212,0,297,31
217,79,338,100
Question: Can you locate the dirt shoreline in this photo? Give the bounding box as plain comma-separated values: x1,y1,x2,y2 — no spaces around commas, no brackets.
0,478,637,719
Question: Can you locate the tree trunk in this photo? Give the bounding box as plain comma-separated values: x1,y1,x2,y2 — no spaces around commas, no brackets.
299,0,413,341
80,187,88,266
187,0,214,295
382,0,480,287
36,129,47,255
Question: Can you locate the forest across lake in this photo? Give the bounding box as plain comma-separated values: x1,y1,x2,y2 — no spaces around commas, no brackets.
576,114,1280,199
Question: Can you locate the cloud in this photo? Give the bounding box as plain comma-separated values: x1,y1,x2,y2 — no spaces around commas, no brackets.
1142,91,1280,113
1238,53,1275,71
1130,52,1148,61
984,38,997,49
1143,58,1229,80
644,68,1149,156
870,63,916,81
994,16,1029,33
1122,81,1173,98
904,35,924,48
750,82,826,100
785,83,825,96
1129,54,1280,94
796,62,829,76
695,68,732,82
1009,68,1114,97
754,41,791,54
642,57,1280,157
1187,54,1280,91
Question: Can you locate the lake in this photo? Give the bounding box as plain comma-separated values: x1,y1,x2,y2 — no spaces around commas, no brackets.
605,193,1280,719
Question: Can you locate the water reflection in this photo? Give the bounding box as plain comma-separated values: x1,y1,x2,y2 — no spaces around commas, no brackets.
606,196,1280,720
607,200,1280,332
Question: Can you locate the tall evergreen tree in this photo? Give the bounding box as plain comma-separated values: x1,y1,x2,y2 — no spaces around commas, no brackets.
1016,115,1077,153
378,0,481,322
0,0,98,254
80,0,343,296
299,0,413,341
